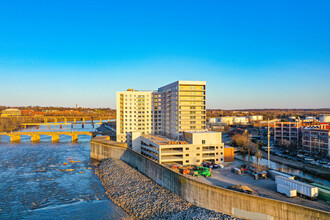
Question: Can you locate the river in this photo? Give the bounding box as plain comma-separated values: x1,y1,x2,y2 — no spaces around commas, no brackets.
0,122,129,219
235,154,330,186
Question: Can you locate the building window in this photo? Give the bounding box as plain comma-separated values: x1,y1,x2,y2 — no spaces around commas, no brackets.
202,140,205,144
186,160,189,163
186,148,189,150
196,159,200,162
186,154,189,156
221,158,223,161
197,147,200,150
221,152,223,155
197,153,200,156
216,147,218,149
216,159,219,161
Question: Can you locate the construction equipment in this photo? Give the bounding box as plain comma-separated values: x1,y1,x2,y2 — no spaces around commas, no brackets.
196,166,211,177
193,171,201,177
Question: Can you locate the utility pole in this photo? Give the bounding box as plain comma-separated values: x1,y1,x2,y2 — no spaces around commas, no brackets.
268,118,270,168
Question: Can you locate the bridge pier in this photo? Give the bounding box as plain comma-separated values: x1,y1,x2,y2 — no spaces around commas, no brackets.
31,134,40,142
51,134,59,142
64,118,67,123
10,135,20,142
82,118,85,124
72,135,78,142
74,118,76,123
54,118,58,124
44,118,48,123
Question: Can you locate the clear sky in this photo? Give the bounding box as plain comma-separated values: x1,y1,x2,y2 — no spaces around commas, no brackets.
0,1,329,109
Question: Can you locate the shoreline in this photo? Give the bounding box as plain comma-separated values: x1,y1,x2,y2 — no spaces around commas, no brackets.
259,150,330,181
95,158,241,219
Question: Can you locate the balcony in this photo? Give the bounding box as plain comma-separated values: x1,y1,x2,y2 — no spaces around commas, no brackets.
161,150,183,155
161,155,184,161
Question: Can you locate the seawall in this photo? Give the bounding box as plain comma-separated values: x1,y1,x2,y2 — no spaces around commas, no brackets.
91,137,330,220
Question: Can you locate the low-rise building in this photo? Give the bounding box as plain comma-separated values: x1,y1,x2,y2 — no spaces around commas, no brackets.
1,109,21,117
302,128,330,157
127,131,224,165
219,116,234,125
248,115,263,121
233,116,249,125
274,122,302,146
303,116,317,122
208,118,219,124
219,116,250,125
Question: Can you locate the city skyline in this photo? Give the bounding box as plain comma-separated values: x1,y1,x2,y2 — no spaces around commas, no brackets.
0,1,329,109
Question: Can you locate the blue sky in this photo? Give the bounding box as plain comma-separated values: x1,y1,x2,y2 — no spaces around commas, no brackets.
0,1,329,109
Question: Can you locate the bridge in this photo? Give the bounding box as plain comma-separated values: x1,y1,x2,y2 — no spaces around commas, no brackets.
20,118,115,129
0,131,92,142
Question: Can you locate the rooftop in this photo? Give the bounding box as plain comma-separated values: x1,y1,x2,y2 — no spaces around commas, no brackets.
142,134,189,145
184,130,219,134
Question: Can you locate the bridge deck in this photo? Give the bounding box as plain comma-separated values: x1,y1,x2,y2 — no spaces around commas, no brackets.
0,131,92,136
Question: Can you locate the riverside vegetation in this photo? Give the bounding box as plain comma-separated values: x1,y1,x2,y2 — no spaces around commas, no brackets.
96,158,242,219
0,117,24,132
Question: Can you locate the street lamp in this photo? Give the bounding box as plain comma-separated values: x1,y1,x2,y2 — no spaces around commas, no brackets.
267,118,270,168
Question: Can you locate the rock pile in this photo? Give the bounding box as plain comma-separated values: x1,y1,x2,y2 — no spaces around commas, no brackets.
96,158,242,219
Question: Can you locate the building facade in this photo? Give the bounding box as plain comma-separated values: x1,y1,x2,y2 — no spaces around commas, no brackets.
116,81,207,142
1,109,22,117
302,128,330,157
158,81,206,139
116,89,154,142
274,122,302,146
127,131,224,165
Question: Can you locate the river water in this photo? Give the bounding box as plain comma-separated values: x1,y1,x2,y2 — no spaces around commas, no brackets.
235,154,330,186
0,122,129,219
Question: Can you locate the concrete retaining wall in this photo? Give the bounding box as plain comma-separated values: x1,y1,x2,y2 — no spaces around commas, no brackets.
91,139,330,220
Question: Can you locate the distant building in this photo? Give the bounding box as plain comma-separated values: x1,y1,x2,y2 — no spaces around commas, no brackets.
219,116,234,125
302,128,330,157
233,116,249,125
248,115,263,121
274,121,302,146
219,116,250,125
127,131,224,165
303,116,317,122
320,115,330,123
208,118,219,124
1,109,21,117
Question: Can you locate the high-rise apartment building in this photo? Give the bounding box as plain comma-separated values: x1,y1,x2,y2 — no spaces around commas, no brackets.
158,81,206,139
116,89,153,142
116,81,207,142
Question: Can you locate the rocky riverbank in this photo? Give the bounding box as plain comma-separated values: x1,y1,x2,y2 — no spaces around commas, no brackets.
96,158,242,219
